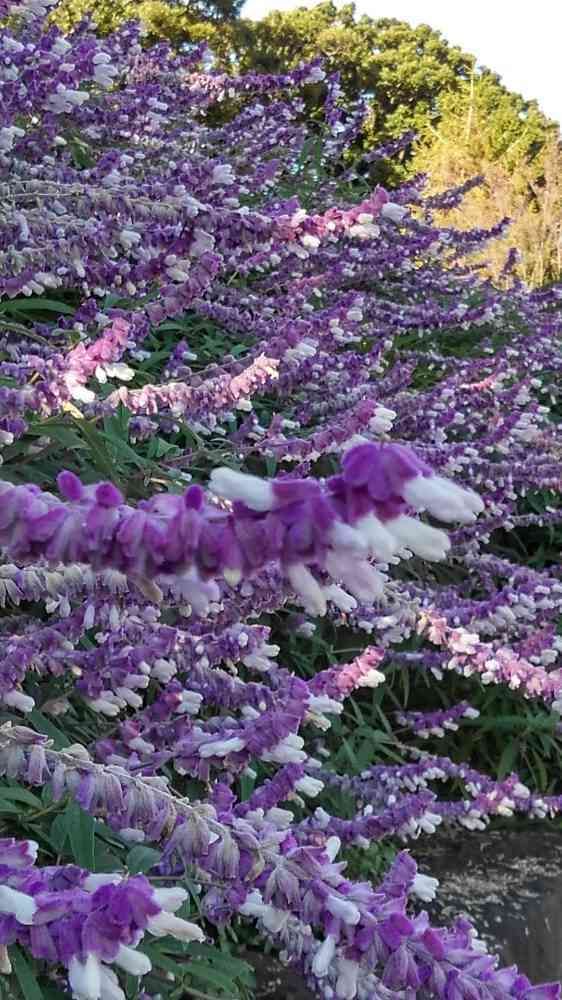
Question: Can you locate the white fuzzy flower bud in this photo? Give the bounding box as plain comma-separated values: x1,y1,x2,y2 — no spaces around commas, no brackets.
199,736,246,758
326,894,361,925
312,935,336,977
403,475,484,523
2,689,35,712
209,468,273,511
287,563,327,617
114,945,152,976
68,954,102,1000
0,886,37,924
147,912,205,942
295,775,324,797
411,872,439,902
386,515,451,561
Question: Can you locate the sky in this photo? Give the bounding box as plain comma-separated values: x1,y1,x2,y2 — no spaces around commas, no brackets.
240,0,562,126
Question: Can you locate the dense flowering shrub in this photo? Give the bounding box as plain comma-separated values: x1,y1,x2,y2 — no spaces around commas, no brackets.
0,1,561,998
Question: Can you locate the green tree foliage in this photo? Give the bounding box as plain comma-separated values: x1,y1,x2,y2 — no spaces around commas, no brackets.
44,0,562,283
53,0,241,41
53,0,554,158
415,74,562,284
232,3,475,145
427,69,553,170
230,2,561,283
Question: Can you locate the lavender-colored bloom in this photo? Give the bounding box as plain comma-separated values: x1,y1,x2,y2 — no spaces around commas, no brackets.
0,6,559,1000
0,834,204,998
0,440,476,633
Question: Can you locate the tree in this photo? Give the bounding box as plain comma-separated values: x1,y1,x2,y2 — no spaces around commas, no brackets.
53,0,242,39
51,0,561,281
230,3,561,280
415,75,562,283
53,0,555,162
231,3,474,144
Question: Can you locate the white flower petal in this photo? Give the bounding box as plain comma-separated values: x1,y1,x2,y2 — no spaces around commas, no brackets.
68,954,102,1000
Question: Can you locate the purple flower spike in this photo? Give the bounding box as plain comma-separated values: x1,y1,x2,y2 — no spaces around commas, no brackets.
95,483,125,508
341,443,380,487
341,442,429,502
185,484,205,510
0,10,559,1000
57,471,84,502
272,478,323,505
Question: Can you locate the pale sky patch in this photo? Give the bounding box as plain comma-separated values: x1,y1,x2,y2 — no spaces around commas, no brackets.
241,0,562,126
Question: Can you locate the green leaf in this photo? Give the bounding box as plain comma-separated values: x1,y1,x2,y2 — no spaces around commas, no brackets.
0,800,20,815
151,438,181,459
68,138,95,169
530,749,548,790
126,845,162,874
497,739,520,779
0,786,42,808
49,812,70,854
10,946,43,1000
238,771,255,802
264,456,277,477
0,298,75,314
187,944,254,981
49,802,97,868
355,738,378,770
28,421,86,451
138,942,184,976
338,736,359,772
186,959,245,993
78,417,155,479
103,427,154,469
67,801,96,870
73,419,122,483
28,710,70,749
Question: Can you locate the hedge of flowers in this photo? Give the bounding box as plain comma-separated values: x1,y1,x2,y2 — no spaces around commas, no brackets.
0,0,561,997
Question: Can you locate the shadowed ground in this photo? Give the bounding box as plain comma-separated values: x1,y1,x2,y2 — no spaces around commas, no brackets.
249,823,562,997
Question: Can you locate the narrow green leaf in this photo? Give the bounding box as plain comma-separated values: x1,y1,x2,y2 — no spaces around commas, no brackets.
0,298,74,314
238,772,255,802
10,946,43,1000
28,422,85,451
187,944,253,979
0,786,42,807
0,800,20,815
66,801,96,869
28,710,70,749
138,942,184,976
339,736,359,772
126,845,162,874
497,740,519,779
49,802,97,871
187,959,244,993
49,812,70,854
